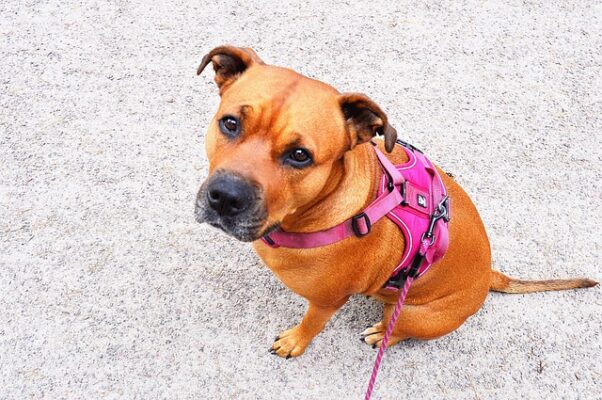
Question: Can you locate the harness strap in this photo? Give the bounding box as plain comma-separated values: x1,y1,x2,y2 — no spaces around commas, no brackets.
371,142,404,188
263,185,403,248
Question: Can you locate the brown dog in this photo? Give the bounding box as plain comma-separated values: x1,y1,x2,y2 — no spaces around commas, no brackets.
194,45,598,358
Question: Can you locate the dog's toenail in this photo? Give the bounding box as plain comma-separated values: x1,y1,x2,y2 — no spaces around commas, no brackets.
286,354,291,359
275,336,280,341
372,344,376,349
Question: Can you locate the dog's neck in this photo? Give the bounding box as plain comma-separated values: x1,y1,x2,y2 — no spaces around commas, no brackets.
280,143,379,233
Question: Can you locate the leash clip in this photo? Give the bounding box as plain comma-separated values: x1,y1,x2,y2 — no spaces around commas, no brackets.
423,196,449,241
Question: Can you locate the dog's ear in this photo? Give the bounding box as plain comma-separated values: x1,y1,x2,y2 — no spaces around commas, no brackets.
197,45,264,94
339,93,397,153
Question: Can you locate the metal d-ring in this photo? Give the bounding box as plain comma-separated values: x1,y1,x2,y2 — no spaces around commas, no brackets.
421,231,436,246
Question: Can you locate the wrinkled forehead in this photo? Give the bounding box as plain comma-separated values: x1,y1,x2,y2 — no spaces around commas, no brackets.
217,65,347,160
221,64,339,103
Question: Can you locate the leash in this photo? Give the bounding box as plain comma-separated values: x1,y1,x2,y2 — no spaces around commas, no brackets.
364,274,414,400
364,196,450,399
364,275,414,400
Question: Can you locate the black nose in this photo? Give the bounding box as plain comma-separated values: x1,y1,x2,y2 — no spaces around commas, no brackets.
206,174,254,217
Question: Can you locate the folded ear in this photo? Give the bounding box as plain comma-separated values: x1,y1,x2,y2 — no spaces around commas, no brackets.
197,45,264,94
339,93,398,152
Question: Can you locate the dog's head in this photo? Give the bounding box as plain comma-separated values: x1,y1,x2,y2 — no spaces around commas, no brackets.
194,45,397,241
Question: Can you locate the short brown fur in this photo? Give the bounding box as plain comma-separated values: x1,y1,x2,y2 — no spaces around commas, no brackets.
196,46,598,358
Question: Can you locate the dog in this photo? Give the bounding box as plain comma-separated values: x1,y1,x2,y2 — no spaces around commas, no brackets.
194,45,598,359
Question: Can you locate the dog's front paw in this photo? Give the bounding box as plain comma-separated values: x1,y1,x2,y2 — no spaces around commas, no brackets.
360,321,404,349
360,321,386,348
269,326,311,359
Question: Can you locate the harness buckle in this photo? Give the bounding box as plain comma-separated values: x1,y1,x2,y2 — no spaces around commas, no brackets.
386,254,424,289
351,212,372,237
262,234,276,246
400,181,408,205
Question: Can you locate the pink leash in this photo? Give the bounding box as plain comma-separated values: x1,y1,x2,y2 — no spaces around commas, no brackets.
363,275,415,400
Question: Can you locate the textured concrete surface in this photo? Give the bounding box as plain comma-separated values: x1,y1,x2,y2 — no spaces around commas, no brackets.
1,1,601,399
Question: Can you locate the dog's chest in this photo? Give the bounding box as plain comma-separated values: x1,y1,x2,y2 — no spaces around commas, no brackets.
253,219,405,300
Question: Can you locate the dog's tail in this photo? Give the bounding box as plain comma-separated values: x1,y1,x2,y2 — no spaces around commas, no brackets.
490,270,598,294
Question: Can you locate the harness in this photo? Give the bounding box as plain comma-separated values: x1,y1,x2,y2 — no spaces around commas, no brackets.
261,139,451,399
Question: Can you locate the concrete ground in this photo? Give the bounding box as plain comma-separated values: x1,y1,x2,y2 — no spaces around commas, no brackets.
1,1,601,399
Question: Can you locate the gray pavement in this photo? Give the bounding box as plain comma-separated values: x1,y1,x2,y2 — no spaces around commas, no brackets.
1,1,600,399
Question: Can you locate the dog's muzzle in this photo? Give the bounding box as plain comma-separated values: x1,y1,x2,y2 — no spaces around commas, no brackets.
195,171,268,242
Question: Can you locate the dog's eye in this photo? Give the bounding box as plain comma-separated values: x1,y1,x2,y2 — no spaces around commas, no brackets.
219,116,240,138
291,149,309,162
285,148,312,168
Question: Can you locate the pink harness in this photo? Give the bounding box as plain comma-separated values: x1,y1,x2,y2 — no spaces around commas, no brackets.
262,140,451,399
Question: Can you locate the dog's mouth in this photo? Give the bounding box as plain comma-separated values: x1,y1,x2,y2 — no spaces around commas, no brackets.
201,214,269,242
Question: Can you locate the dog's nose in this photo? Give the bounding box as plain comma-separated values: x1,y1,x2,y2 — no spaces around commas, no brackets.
206,175,253,217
